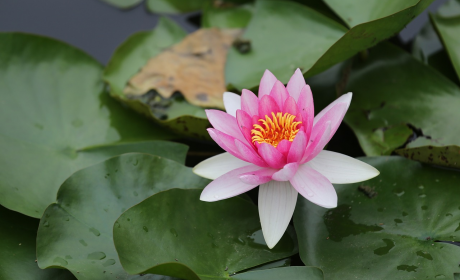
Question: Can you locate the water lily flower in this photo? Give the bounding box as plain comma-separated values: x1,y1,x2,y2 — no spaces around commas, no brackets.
194,69,379,248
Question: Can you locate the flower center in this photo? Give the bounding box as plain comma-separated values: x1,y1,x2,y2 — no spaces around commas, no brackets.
251,112,302,147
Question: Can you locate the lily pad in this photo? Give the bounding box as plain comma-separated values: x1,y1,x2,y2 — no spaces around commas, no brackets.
104,17,211,140
294,156,460,279
99,0,143,9
0,33,182,218
231,267,323,280
431,0,460,81
343,42,460,167
225,0,433,90
113,189,298,280
202,3,254,28
0,206,76,280
146,0,209,14
36,153,209,280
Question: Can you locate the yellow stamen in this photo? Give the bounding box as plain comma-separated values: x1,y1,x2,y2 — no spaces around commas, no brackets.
251,112,301,147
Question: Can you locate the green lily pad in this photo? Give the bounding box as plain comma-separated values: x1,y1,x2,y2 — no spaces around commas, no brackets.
225,0,433,90
231,267,323,280
343,42,460,168
294,156,460,279
104,17,211,140
0,33,182,218
431,0,460,81
113,189,298,280
238,258,290,273
395,145,460,169
202,3,254,28
0,206,76,280
146,0,209,14
99,0,143,9
36,153,209,280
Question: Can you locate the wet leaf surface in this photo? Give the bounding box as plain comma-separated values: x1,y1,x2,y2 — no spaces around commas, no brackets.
0,33,180,218
104,17,211,140
202,3,254,28
343,42,460,167
113,189,298,280
125,28,242,109
36,154,208,280
294,156,460,279
99,0,143,9
0,206,76,280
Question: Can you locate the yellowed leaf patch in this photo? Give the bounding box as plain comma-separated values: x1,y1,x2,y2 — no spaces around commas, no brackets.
124,28,243,109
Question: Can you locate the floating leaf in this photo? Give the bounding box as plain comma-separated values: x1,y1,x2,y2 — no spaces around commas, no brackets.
0,33,182,218
113,189,298,280
294,156,460,279
431,0,460,81
125,28,242,109
0,206,76,280
36,154,208,280
202,3,254,28
104,17,211,140
231,267,323,280
225,0,433,90
343,42,460,167
99,0,143,9
146,0,209,14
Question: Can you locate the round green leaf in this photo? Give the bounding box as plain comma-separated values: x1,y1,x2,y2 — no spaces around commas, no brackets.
113,189,298,280
146,0,209,14
294,156,460,279
0,206,76,280
0,33,180,218
36,153,209,279
231,267,323,280
225,0,432,90
99,0,143,9
104,17,211,140
343,42,460,167
431,0,460,81
202,3,254,28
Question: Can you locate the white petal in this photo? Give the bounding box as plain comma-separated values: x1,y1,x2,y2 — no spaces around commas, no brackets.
193,152,250,180
308,150,380,184
223,92,241,117
290,163,337,208
200,164,263,202
258,181,298,249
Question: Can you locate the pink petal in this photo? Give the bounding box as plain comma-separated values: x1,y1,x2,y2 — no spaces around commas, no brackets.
240,168,276,185
312,102,346,144
287,130,307,163
283,96,299,119
269,80,289,109
258,95,280,119
241,89,259,117
272,162,299,181
276,140,292,157
208,128,246,162
223,92,241,117
313,93,352,142
258,143,287,169
236,109,254,145
206,109,246,143
286,68,306,101
200,164,263,202
301,121,331,163
289,163,337,208
235,139,268,167
258,69,277,99
297,85,314,138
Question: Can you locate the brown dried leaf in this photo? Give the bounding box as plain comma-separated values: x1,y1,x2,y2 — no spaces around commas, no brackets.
124,28,243,109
